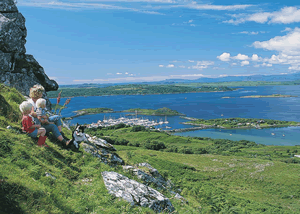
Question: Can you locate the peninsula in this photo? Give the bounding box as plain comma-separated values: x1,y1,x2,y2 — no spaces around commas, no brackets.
181,117,300,129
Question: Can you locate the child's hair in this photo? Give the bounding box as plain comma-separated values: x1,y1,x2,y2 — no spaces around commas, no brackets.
29,84,45,98
19,101,33,113
36,98,46,108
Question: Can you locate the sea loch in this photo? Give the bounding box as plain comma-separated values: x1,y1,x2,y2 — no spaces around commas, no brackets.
51,85,300,146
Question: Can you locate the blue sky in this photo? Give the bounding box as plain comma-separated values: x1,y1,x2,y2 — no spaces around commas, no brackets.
17,0,300,85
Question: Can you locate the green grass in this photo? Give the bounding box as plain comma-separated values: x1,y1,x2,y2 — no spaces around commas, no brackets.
1,83,300,213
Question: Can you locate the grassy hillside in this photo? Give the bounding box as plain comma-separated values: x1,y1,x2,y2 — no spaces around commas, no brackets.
1,84,300,213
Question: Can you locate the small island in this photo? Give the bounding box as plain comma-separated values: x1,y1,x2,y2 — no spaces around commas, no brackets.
182,117,300,129
65,108,114,119
241,94,297,98
222,94,297,99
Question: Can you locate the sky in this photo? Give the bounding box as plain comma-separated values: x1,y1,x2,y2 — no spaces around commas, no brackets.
16,0,300,85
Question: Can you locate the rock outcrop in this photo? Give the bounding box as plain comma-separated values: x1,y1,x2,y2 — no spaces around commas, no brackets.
102,171,175,213
0,0,58,108
81,135,124,166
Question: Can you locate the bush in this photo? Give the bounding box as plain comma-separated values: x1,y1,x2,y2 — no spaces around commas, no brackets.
131,125,146,132
142,140,166,150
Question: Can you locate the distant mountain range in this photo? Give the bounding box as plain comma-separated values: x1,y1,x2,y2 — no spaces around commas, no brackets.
156,72,300,84
60,72,300,87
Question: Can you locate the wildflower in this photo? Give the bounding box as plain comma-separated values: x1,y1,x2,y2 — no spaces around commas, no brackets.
57,91,62,105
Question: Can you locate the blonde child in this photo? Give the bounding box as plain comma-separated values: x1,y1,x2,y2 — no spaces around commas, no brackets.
20,101,48,147
36,98,54,125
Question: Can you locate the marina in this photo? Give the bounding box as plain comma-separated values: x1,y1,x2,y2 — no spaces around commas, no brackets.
87,115,170,130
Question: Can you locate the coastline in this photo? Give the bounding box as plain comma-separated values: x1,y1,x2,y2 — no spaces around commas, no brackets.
48,89,237,99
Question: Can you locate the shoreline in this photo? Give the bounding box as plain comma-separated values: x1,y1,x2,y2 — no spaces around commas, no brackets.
48,89,237,99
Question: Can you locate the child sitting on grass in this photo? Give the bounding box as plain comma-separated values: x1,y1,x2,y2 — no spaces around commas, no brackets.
20,101,48,147
36,98,54,125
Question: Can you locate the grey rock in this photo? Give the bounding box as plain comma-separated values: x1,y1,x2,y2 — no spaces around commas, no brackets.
0,0,18,12
0,50,12,71
0,0,58,109
81,142,124,166
0,13,26,53
174,193,188,204
86,135,117,151
102,171,175,213
45,172,56,180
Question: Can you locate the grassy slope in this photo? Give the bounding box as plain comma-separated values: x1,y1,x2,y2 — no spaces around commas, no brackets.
0,85,155,213
1,84,300,213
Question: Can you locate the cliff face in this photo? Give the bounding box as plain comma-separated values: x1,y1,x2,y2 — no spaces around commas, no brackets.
0,0,58,108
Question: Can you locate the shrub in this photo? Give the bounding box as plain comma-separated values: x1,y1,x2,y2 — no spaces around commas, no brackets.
131,125,146,132
142,140,166,150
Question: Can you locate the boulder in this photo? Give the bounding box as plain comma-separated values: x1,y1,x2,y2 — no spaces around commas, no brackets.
102,171,175,213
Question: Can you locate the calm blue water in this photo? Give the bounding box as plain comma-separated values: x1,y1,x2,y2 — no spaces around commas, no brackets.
50,85,300,146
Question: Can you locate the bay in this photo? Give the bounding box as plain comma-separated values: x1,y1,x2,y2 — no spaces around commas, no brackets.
50,85,300,146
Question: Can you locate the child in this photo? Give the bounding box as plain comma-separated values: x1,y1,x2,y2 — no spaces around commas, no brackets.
19,101,48,147
36,98,54,125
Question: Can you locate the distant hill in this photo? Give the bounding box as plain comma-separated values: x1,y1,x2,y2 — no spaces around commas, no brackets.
60,72,300,88
159,72,300,84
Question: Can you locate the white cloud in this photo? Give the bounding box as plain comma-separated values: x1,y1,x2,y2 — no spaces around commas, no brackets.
233,53,249,60
281,27,292,32
19,0,252,15
116,72,122,75
251,54,261,61
170,74,205,78
253,27,300,55
159,65,164,67
18,0,165,14
225,7,300,25
188,19,193,23
191,61,214,70
235,31,266,35
182,4,252,11
217,52,231,61
261,63,272,67
241,60,249,66
166,64,175,68
188,60,194,63
231,63,237,65
125,72,129,74
179,65,186,68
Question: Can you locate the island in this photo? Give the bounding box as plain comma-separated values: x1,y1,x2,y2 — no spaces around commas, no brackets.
47,84,234,98
181,117,300,129
65,107,114,119
222,94,297,99
241,94,297,98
